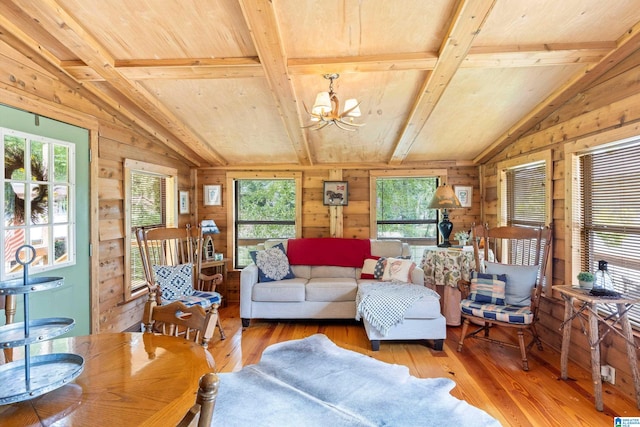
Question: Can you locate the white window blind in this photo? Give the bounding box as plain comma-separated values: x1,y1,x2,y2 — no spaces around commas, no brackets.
129,170,168,293
506,163,546,227
579,142,640,326
130,171,166,228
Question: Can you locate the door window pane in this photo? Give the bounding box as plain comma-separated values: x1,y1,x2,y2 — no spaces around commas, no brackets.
2,129,74,279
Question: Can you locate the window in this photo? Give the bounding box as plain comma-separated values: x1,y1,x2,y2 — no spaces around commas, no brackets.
124,159,177,299
2,128,75,279
505,163,546,227
498,151,552,228
371,171,442,260
571,140,640,326
229,172,302,269
498,152,552,291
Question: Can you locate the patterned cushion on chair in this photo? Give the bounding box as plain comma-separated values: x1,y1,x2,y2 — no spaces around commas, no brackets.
153,264,195,300
179,291,222,309
469,271,507,305
460,299,533,324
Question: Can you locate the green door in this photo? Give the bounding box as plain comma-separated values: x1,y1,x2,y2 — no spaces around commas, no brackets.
1,104,90,335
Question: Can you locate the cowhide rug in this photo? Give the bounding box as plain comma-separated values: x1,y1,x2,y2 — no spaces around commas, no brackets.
212,334,501,426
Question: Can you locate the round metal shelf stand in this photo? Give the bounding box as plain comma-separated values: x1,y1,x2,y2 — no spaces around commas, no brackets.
0,245,84,404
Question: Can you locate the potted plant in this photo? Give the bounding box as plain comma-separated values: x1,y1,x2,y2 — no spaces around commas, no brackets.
454,230,470,246
577,271,595,289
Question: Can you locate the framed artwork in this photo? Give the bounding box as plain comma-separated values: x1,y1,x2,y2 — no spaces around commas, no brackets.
204,184,222,206
454,185,473,208
323,181,348,206
179,191,189,214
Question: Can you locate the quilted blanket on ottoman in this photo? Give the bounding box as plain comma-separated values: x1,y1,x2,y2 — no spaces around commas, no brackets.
356,282,439,336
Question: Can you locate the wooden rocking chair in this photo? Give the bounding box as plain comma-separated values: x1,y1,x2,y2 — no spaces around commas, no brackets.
457,223,552,370
136,225,225,342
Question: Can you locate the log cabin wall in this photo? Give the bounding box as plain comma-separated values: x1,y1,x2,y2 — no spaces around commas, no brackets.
96,125,195,332
196,164,481,304
0,39,195,333
479,47,640,400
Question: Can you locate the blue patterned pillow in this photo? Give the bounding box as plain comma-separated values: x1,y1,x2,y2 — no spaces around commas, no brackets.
250,243,295,282
153,263,194,301
470,271,507,305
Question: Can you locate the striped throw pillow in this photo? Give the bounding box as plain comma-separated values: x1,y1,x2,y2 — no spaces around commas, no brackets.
470,271,507,305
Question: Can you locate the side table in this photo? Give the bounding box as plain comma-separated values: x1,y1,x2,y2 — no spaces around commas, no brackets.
200,258,229,306
554,285,640,411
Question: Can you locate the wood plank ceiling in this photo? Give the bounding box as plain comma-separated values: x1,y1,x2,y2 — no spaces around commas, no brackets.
1,0,640,168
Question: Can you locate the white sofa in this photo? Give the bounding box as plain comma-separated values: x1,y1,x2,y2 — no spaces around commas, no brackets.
240,238,446,351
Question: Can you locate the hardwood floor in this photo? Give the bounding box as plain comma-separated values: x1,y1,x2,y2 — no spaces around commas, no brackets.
208,304,639,426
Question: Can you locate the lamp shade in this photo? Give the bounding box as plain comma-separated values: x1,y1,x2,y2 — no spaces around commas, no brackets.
428,184,462,210
343,98,361,117
201,219,220,234
312,92,331,115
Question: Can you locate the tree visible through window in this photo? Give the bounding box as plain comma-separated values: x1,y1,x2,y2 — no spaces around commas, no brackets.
2,128,74,279
234,179,297,268
374,176,438,260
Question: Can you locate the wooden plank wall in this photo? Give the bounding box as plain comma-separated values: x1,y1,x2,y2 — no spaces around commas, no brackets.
0,39,196,333
97,124,194,332
197,164,480,303
479,47,640,401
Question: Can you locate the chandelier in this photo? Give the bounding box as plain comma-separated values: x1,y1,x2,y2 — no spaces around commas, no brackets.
303,73,363,131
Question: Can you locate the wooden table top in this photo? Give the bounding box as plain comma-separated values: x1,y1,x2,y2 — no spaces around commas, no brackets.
553,285,640,304
0,332,215,426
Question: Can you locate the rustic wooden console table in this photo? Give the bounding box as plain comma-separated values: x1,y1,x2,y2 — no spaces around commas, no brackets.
555,285,640,411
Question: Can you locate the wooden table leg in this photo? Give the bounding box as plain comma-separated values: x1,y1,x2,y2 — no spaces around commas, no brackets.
2,295,16,362
560,295,573,380
618,303,640,409
589,303,604,412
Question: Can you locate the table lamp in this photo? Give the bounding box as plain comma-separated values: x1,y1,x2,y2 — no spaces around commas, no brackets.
428,184,462,247
200,220,220,260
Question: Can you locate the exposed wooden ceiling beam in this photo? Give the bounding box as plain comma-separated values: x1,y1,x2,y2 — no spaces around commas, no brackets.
0,4,205,167
388,0,497,165
288,52,439,75
63,57,265,81
238,0,312,166
474,20,640,163
463,42,615,68
288,43,611,74
11,0,227,166
61,43,612,83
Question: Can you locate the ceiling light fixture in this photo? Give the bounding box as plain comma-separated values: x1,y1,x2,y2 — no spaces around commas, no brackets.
303,73,363,131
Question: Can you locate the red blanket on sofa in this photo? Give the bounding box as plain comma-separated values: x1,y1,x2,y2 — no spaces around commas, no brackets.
286,238,371,267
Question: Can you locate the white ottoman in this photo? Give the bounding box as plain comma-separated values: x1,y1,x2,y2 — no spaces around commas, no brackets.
357,283,447,351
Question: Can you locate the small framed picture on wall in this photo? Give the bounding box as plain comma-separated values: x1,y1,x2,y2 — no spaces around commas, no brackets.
179,191,190,214
204,184,222,206
323,181,348,206
454,185,473,208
